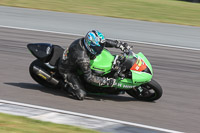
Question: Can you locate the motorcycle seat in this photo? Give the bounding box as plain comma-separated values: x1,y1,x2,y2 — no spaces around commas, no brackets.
48,45,64,66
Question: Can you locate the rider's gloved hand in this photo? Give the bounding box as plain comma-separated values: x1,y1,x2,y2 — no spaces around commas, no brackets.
117,41,132,53
106,78,116,87
101,78,116,87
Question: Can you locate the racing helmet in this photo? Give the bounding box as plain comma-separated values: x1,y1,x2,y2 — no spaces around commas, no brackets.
84,30,106,55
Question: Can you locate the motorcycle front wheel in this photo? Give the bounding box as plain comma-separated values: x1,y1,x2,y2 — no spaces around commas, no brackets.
126,79,163,101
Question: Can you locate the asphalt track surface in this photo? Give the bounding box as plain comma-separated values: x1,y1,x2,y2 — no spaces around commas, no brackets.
0,27,200,133
1,6,200,49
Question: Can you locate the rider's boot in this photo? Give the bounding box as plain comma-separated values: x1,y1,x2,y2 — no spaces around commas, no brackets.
62,74,86,100
67,86,86,100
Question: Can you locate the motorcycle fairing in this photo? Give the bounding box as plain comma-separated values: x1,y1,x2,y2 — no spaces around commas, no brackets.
90,50,153,88
135,52,153,74
114,78,135,89
27,43,53,62
131,52,153,86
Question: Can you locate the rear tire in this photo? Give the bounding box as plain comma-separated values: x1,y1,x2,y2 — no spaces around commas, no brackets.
29,60,55,89
126,79,163,101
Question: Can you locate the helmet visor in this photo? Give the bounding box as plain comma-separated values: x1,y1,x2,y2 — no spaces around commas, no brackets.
90,42,105,55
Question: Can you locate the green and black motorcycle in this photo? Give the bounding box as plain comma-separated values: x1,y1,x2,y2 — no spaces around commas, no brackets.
27,43,162,101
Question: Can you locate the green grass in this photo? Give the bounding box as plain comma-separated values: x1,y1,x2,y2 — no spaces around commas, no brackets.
0,0,200,26
0,113,100,133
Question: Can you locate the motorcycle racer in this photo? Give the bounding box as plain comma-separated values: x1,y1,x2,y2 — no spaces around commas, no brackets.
58,30,131,100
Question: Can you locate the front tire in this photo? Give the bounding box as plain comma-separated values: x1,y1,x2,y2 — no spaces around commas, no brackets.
126,79,163,101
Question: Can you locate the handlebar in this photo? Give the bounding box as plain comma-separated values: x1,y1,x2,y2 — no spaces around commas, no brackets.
123,49,135,57
112,49,134,79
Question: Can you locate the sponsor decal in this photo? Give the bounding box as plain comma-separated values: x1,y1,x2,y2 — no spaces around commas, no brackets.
115,83,135,88
92,67,104,71
130,58,147,71
38,74,47,80
123,85,135,89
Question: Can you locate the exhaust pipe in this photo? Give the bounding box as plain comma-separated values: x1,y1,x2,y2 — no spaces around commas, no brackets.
32,66,59,85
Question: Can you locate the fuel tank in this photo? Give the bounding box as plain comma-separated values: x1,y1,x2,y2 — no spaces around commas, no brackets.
90,49,114,75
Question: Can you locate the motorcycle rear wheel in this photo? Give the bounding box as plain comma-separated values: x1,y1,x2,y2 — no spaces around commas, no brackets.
126,79,163,101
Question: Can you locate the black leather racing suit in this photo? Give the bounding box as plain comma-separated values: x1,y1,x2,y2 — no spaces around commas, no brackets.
58,38,121,99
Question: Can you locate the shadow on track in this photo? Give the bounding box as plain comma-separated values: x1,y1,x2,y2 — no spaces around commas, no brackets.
85,94,136,102
4,82,67,97
4,82,140,102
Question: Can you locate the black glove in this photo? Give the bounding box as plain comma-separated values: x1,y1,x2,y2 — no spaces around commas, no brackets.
117,41,132,53
100,78,116,87
106,78,116,87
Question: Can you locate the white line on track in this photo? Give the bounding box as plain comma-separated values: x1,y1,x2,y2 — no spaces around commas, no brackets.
0,25,200,51
0,99,184,133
